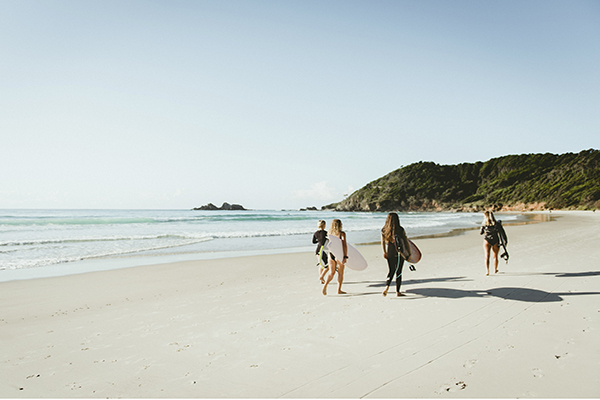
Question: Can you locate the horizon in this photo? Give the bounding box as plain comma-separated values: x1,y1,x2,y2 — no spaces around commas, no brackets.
2,0,599,210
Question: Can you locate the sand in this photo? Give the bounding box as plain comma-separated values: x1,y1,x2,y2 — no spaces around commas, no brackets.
1,211,599,398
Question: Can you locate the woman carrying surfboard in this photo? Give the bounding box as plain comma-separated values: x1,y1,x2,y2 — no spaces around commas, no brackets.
322,219,347,295
480,211,507,275
381,213,411,297
312,220,329,284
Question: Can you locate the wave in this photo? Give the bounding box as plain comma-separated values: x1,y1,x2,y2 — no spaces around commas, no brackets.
0,219,474,248
0,234,213,247
0,238,215,270
0,215,316,227
1,210,510,272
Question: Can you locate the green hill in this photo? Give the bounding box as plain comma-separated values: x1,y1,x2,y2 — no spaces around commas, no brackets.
324,149,600,212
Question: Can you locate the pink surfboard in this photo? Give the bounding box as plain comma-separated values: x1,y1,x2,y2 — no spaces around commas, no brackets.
407,239,422,263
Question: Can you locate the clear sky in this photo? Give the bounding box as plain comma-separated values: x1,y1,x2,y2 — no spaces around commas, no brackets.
1,0,599,210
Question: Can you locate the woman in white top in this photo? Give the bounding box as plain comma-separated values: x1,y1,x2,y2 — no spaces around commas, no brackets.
322,219,347,295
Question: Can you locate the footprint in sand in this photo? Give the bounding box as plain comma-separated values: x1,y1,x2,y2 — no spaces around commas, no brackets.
438,381,468,393
532,368,543,378
554,352,571,360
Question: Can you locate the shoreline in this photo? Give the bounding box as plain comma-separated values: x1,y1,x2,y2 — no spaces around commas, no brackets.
1,210,599,397
357,210,554,245
1,211,537,284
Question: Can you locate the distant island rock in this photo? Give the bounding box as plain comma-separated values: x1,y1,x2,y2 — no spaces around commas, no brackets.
299,206,319,211
193,202,247,211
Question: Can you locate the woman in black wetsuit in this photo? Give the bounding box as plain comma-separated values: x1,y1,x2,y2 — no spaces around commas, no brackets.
312,220,328,283
381,213,411,297
480,211,500,275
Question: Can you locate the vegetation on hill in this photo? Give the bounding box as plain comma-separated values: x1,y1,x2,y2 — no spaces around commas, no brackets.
324,149,600,212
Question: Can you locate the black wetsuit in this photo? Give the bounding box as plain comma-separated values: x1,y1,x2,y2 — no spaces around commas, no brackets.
480,224,500,246
312,230,328,267
383,228,409,293
385,240,404,292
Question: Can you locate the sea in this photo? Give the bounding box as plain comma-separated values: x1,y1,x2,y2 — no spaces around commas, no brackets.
0,209,526,282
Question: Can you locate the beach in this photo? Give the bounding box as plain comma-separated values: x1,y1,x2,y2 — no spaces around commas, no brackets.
1,211,599,398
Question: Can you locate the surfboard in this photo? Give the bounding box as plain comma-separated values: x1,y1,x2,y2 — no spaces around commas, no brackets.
317,240,329,268
407,239,422,264
326,235,368,271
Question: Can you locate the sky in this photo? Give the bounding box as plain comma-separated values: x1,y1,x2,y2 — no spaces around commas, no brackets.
1,0,599,210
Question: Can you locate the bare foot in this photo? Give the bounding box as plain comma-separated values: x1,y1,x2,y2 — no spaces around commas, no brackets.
382,288,388,297
322,286,327,296
338,290,346,294
495,269,499,274
397,292,405,297
320,278,325,284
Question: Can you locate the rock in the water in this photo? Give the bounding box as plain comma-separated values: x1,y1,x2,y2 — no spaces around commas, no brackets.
193,202,246,211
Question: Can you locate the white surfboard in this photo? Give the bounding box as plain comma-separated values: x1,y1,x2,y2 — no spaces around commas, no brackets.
327,235,368,271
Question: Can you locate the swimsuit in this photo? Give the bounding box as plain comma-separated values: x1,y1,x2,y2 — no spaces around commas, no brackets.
327,234,345,263
480,225,500,246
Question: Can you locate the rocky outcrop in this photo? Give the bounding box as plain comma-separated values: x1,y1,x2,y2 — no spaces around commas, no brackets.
193,202,246,211
323,150,600,212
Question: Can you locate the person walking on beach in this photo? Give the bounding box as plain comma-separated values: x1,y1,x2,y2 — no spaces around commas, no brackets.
381,213,411,297
480,210,501,275
322,219,347,295
312,220,329,284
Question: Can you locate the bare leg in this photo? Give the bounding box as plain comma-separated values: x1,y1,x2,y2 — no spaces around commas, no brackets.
492,244,500,273
319,265,328,284
322,261,337,295
483,240,492,275
337,264,346,294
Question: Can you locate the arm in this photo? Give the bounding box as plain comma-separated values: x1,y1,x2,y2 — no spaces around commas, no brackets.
341,232,348,263
381,233,387,259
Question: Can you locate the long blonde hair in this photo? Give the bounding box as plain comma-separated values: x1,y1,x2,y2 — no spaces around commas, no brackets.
329,219,343,236
381,213,401,242
483,211,497,226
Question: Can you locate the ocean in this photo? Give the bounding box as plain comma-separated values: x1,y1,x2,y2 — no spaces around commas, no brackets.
0,209,525,281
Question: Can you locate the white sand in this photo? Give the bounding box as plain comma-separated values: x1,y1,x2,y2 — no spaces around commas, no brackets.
1,211,599,398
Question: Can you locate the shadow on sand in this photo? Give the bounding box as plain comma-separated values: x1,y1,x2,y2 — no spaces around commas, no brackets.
341,271,600,300
495,270,600,278
406,286,600,303
352,276,472,289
